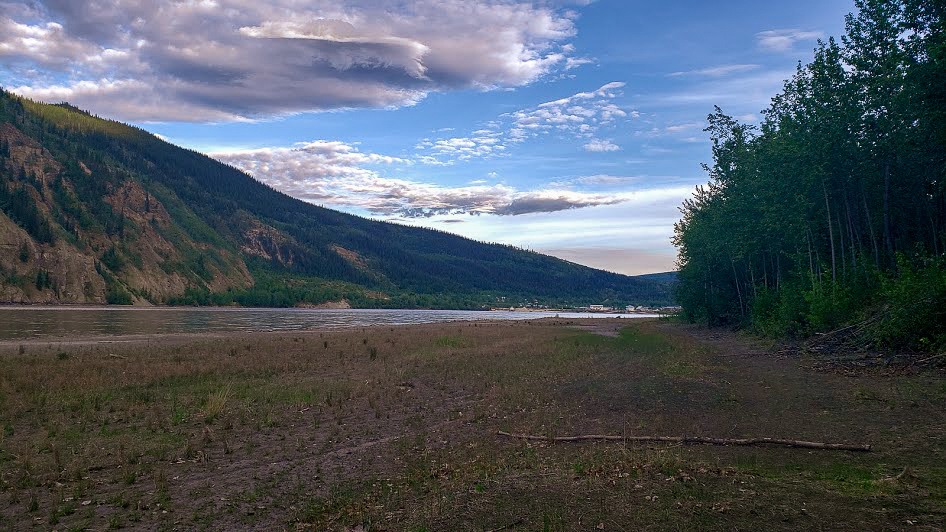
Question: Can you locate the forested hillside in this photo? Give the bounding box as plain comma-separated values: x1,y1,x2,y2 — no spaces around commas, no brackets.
0,89,672,308
674,0,945,351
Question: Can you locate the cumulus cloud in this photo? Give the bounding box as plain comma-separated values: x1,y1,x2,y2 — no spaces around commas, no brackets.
419,132,506,161
412,81,634,163
509,81,629,140
2,0,588,121
12,78,246,122
756,29,823,53
214,140,409,180
583,138,620,152
211,139,630,217
0,16,110,68
564,57,595,70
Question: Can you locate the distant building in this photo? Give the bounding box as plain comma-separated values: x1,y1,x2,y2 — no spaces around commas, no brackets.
589,304,608,311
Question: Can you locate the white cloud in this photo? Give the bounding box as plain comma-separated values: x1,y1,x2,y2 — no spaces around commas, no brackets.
668,64,759,77
573,174,639,186
505,81,631,141
547,174,641,188
212,140,408,180
12,78,247,122
411,81,634,163
583,138,620,152
421,133,507,163
211,139,635,217
564,57,595,70
395,184,698,274
2,0,587,121
654,69,795,111
662,122,701,133
756,29,824,53
635,122,703,140
0,17,115,68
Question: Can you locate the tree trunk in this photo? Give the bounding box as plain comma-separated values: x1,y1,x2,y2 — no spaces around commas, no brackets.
883,160,894,262
749,262,757,299
838,213,847,279
845,192,859,272
730,256,745,318
931,211,940,255
863,188,880,267
807,230,815,280
823,181,837,286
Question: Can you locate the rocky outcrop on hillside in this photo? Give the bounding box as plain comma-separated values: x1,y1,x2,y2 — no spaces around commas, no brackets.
0,115,252,304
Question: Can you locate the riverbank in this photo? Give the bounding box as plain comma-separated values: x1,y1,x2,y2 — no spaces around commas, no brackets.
1,319,944,529
0,306,655,342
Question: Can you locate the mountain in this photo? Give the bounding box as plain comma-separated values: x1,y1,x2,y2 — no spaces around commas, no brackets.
632,271,677,285
0,89,673,308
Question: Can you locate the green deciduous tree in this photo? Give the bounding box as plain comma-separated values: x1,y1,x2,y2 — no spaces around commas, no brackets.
674,0,946,349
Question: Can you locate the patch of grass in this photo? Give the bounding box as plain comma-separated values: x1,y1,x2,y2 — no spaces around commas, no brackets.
435,335,473,348
202,383,232,423
813,463,892,496
852,387,886,403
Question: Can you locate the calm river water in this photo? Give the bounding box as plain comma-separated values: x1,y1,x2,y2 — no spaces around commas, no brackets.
0,307,658,341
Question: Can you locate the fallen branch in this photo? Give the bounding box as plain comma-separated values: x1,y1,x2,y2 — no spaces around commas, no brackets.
879,467,911,483
814,323,858,338
497,431,871,452
917,351,946,365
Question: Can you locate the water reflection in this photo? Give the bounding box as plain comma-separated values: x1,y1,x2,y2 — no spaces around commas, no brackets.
0,307,659,341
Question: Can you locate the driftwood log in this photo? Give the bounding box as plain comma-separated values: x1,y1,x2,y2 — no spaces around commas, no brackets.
497,431,871,452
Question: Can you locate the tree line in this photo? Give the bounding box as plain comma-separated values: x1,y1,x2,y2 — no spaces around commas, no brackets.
673,0,945,351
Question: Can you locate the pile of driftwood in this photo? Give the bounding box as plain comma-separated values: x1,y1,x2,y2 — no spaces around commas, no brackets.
801,308,944,371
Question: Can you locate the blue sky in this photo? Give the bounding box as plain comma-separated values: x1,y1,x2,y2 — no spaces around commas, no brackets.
1,0,854,274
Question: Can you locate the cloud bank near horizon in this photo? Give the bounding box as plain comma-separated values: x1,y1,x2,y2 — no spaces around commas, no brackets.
211,139,644,217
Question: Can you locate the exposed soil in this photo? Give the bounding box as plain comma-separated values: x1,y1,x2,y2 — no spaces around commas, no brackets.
1,318,944,530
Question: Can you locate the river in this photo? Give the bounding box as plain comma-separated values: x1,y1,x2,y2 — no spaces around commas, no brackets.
0,307,659,341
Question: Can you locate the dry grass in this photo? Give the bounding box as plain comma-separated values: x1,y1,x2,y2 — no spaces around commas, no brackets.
0,318,944,530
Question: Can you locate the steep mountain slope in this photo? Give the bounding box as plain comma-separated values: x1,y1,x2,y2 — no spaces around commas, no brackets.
0,89,672,307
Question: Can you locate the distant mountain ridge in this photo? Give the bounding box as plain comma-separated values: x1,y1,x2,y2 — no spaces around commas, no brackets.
0,89,673,308
632,271,677,284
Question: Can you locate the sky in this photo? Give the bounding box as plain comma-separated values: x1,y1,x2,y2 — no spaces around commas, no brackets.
0,0,856,275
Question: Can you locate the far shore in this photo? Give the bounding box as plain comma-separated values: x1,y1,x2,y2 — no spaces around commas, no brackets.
0,303,673,313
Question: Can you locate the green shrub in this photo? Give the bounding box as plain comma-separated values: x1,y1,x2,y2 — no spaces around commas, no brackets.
106,283,133,305
870,254,946,352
